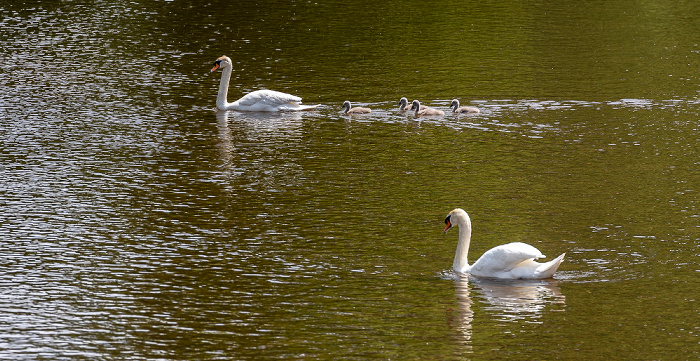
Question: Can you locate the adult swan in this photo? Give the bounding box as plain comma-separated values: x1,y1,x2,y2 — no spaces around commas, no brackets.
210,56,319,112
443,208,565,279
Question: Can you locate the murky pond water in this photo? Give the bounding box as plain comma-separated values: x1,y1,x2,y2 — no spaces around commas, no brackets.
1,0,698,359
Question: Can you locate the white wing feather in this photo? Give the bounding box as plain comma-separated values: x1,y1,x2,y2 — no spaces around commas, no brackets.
470,242,545,276
236,89,302,107
227,89,322,111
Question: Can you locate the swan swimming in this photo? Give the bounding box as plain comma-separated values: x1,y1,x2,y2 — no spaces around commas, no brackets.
210,56,319,112
449,99,480,114
443,208,565,279
398,97,425,112
342,101,371,114
411,100,444,116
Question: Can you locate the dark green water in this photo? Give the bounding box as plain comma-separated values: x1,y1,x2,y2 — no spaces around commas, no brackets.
1,0,698,359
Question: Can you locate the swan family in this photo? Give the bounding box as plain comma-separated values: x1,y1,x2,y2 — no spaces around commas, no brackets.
211,55,479,115
211,55,565,279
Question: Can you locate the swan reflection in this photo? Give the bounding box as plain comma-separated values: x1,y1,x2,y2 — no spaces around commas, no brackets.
214,110,308,194
214,111,239,180
448,273,565,349
450,274,474,351
214,109,305,160
215,109,305,135
469,276,565,322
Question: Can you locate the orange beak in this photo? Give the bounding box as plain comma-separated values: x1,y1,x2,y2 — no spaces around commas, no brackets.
210,63,220,72
443,220,452,233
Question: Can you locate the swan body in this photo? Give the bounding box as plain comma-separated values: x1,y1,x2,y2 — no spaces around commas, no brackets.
444,208,565,279
450,99,480,114
411,100,444,116
399,97,425,111
342,100,371,114
210,56,319,112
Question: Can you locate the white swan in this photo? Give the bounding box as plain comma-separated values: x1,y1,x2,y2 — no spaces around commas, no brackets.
210,56,319,112
450,99,480,114
398,97,425,112
411,100,444,116
443,208,565,279
342,100,371,114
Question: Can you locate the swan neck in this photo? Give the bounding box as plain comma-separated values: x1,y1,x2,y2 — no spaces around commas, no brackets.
217,66,232,110
453,221,472,272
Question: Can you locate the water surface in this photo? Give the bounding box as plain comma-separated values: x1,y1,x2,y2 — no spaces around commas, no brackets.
1,0,698,359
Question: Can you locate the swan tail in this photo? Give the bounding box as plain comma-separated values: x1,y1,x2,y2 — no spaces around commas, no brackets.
296,104,320,111
535,252,566,279
279,103,320,111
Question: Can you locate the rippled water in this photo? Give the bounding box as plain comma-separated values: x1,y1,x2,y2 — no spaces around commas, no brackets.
1,0,698,359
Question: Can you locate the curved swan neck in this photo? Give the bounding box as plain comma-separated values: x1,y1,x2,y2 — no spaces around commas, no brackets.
217,66,232,110
453,216,472,271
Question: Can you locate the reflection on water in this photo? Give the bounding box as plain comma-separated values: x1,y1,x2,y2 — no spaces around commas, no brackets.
213,109,311,197
451,274,473,352
215,111,237,178
470,276,565,323
441,271,566,355
214,110,306,177
448,273,565,351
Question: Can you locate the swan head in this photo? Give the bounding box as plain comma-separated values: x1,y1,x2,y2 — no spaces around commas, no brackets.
399,97,409,107
444,208,470,233
450,99,459,110
410,100,420,111
342,100,351,111
211,55,232,72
